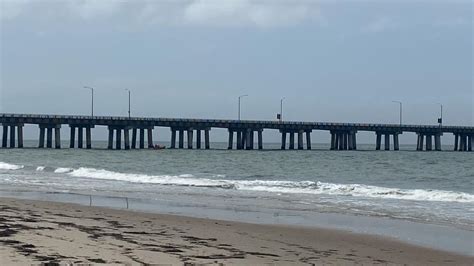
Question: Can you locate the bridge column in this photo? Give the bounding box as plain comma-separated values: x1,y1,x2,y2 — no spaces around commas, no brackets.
178,129,184,149
376,132,381,150
393,134,399,151
7,125,15,148
297,131,304,150
258,129,263,150
289,132,295,150
86,126,92,149
245,129,252,150
139,128,145,149
426,135,432,151
333,132,339,150
39,126,45,148
434,134,441,151
468,135,472,152
46,127,53,148
338,133,344,150
147,128,153,148
54,126,61,149
107,127,114,150
384,134,390,151
281,131,286,150
131,128,137,149
306,131,311,150
453,134,459,151
460,135,467,151
343,132,348,150
352,132,357,150
17,125,23,148
348,132,353,150
77,127,83,149
116,128,122,150
204,129,210,149
2,125,7,148
330,132,335,150
124,128,130,150
70,126,75,148
236,131,242,150
249,130,254,150
227,130,233,150
419,134,425,151
187,129,193,149
170,129,176,149
196,129,202,149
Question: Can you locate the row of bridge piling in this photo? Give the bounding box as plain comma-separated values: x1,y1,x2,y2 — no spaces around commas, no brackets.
0,123,473,151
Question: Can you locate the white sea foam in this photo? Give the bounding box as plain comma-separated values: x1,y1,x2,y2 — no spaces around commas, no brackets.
60,167,474,203
36,166,45,171
54,167,74,173
0,162,24,170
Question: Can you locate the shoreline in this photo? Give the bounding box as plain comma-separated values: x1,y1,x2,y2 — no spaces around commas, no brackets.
1,197,472,265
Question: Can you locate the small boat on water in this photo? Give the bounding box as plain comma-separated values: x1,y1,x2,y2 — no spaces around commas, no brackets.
151,145,166,150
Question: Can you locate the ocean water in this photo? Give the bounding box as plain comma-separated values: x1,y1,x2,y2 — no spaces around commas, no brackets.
0,140,473,253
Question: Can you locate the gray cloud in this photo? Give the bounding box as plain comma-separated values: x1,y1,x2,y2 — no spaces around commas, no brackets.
0,0,321,28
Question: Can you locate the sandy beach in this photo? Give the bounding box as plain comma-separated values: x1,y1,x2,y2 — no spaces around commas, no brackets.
0,197,471,265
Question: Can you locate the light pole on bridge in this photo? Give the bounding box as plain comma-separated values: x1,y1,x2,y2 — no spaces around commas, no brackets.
279,97,285,122
83,86,94,117
125,89,131,118
238,94,248,120
392,101,402,127
437,103,443,127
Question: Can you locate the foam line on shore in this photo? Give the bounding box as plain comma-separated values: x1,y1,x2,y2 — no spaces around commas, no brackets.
60,167,474,203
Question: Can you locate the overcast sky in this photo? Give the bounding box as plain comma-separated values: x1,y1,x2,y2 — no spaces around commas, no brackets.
0,0,472,142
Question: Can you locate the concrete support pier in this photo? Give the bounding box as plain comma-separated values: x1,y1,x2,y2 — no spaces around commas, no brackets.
281,131,286,150
46,127,53,148
297,131,304,150
196,129,202,149
384,134,390,151
306,131,312,150
116,128,122,150
330,132,336,150
258,129,263,150
245,129,252,150
1,124,24,148
108,128,114,150
139,129,145,149
2,125,7,148
170,129,177,149
468,135,473,151
453,133,471,152
178,129,184,149
124,128,130,150
376,133,382,150
434,134,441,151
77,127,83,149
393,134,399,151
147,128,153,148
204,129,210,149
289,132,295,150
187,129,193,149
416,133,441,151
228,130,233,150
54,127,61,149
131,128,137,149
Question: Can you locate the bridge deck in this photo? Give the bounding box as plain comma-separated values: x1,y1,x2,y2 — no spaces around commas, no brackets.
1,113,473,134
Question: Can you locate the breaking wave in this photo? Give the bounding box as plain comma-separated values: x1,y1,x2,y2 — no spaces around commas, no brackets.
0,162,24,170
56,167,474,203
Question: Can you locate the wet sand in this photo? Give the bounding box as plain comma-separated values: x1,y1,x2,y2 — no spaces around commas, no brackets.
0,197,472,265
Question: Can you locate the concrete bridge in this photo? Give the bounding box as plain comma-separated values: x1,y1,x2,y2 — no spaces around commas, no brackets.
1,113,473,151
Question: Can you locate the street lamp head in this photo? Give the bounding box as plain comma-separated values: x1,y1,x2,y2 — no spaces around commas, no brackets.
239,94,248,98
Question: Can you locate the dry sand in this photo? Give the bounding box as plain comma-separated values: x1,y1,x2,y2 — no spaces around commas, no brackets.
0,197,472,265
